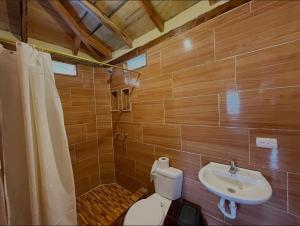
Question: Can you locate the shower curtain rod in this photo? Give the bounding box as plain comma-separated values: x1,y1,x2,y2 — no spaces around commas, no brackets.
0,38,141,75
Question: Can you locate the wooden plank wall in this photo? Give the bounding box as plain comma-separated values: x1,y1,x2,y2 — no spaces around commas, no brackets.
110,1,300,225
55,65,115,196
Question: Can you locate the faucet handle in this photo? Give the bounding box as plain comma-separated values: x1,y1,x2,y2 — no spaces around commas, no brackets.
229,160,238,174
230,160,235,167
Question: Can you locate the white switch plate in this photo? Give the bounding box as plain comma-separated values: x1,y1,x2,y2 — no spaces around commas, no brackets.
256,137,278,149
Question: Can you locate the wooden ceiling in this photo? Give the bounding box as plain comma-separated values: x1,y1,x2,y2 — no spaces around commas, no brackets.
0,0,205,60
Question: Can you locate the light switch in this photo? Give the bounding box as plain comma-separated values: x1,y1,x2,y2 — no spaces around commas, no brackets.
256,137,278,149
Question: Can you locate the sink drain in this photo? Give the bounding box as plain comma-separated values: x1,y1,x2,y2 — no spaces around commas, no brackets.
227,188,236,193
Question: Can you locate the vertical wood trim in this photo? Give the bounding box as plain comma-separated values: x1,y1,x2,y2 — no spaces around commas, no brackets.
73,36,81,56
21,0,28,42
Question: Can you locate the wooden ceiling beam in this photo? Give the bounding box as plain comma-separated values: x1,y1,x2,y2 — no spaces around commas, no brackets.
48,0,112,59
89,1,127,36
83,42,104,61
79,0,132,48
109,1,127,18
209,0,218,6
21,0,28,42
73,36,81,55
138,0,164,32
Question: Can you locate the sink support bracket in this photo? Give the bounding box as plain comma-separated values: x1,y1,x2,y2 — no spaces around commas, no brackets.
218,198,237,219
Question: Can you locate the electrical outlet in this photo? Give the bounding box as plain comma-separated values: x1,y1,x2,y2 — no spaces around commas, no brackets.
256,137,278,149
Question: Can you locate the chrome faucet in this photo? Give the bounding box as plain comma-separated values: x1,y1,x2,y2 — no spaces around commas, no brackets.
229,161,238,174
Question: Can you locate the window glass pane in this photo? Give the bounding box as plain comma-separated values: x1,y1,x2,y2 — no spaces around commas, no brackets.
126,53,147,70
52,61,77,76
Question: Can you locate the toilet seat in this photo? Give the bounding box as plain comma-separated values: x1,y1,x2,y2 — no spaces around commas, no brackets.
123,198,164,225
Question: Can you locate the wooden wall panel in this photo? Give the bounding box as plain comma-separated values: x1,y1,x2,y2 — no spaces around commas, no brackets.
215,1,300,60
288,173,300,216
98,128,114,153
98,153,114,170
250,129,300,173
55,65,115,196
75,141,98,162
65,124,86,145
138,51,161,80
127,141,155,165
220,87,300,130
132,101,164,123
143,123,181,150
155,146,200,181
112,111,133,123
110,1,300,224
261,169,287,211
115,155,136,177
236,40,300,90
131,74,172,102
161,29,214,74
182,126,249,162
164,95,219,126
135,162,154,191
173,58,236,97
115,122,143,142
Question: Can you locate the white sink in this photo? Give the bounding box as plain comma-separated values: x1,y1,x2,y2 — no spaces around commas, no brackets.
198,162,272,219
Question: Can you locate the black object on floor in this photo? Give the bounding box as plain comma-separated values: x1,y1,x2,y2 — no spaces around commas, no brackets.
164,199,207,226
176,204,201,226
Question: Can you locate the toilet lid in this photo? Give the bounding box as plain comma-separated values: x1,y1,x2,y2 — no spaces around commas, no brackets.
124,198,164,225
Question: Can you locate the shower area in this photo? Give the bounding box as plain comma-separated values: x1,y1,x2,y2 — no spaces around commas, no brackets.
0,41,147,225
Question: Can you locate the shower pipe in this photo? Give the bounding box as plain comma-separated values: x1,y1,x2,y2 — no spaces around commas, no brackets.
0,38,142,76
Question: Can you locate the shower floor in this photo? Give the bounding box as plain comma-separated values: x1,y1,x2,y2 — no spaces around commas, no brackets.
76,183,147,226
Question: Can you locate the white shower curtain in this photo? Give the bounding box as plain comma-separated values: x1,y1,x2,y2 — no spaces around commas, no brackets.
0,107,7,225
0,43,77,225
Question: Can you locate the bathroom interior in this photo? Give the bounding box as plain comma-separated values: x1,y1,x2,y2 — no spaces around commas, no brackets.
0,0,299,225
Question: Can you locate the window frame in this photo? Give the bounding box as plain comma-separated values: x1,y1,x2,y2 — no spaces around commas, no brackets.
124,53,148,71
52,60,77,77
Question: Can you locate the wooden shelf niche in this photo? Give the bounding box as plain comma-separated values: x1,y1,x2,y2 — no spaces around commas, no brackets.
121,88,131,111
110,90,119,112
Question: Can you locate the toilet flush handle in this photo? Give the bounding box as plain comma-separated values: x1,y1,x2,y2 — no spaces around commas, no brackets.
150,160,158,181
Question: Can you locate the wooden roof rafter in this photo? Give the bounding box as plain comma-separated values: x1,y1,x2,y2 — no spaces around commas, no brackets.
82,1,127,37
108,1,127,18
138,0,164,32
21,0,28,42
48,0,112,59
73,36,81,55
79,0,132,48
60,0,86,56
209,0,218,6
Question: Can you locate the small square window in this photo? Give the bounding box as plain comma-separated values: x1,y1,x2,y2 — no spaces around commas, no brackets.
125,53,147,70
52,61,77,76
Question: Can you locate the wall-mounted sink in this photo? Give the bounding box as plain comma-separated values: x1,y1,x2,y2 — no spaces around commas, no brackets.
198,162,272,219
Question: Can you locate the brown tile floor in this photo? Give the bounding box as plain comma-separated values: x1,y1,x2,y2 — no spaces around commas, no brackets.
76,183,147,226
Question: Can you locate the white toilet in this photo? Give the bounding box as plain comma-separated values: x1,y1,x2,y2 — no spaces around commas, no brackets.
124,162,183,225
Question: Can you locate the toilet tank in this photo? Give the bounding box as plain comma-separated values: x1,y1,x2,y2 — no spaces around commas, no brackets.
154,167,183,200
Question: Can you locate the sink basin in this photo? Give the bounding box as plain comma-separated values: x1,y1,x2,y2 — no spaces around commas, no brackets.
199,162,272,205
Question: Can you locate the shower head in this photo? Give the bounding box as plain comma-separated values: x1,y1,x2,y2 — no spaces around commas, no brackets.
107,67,113,74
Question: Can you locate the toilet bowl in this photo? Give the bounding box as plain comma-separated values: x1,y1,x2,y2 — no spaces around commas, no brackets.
123,193,171,225
124,161,183,226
